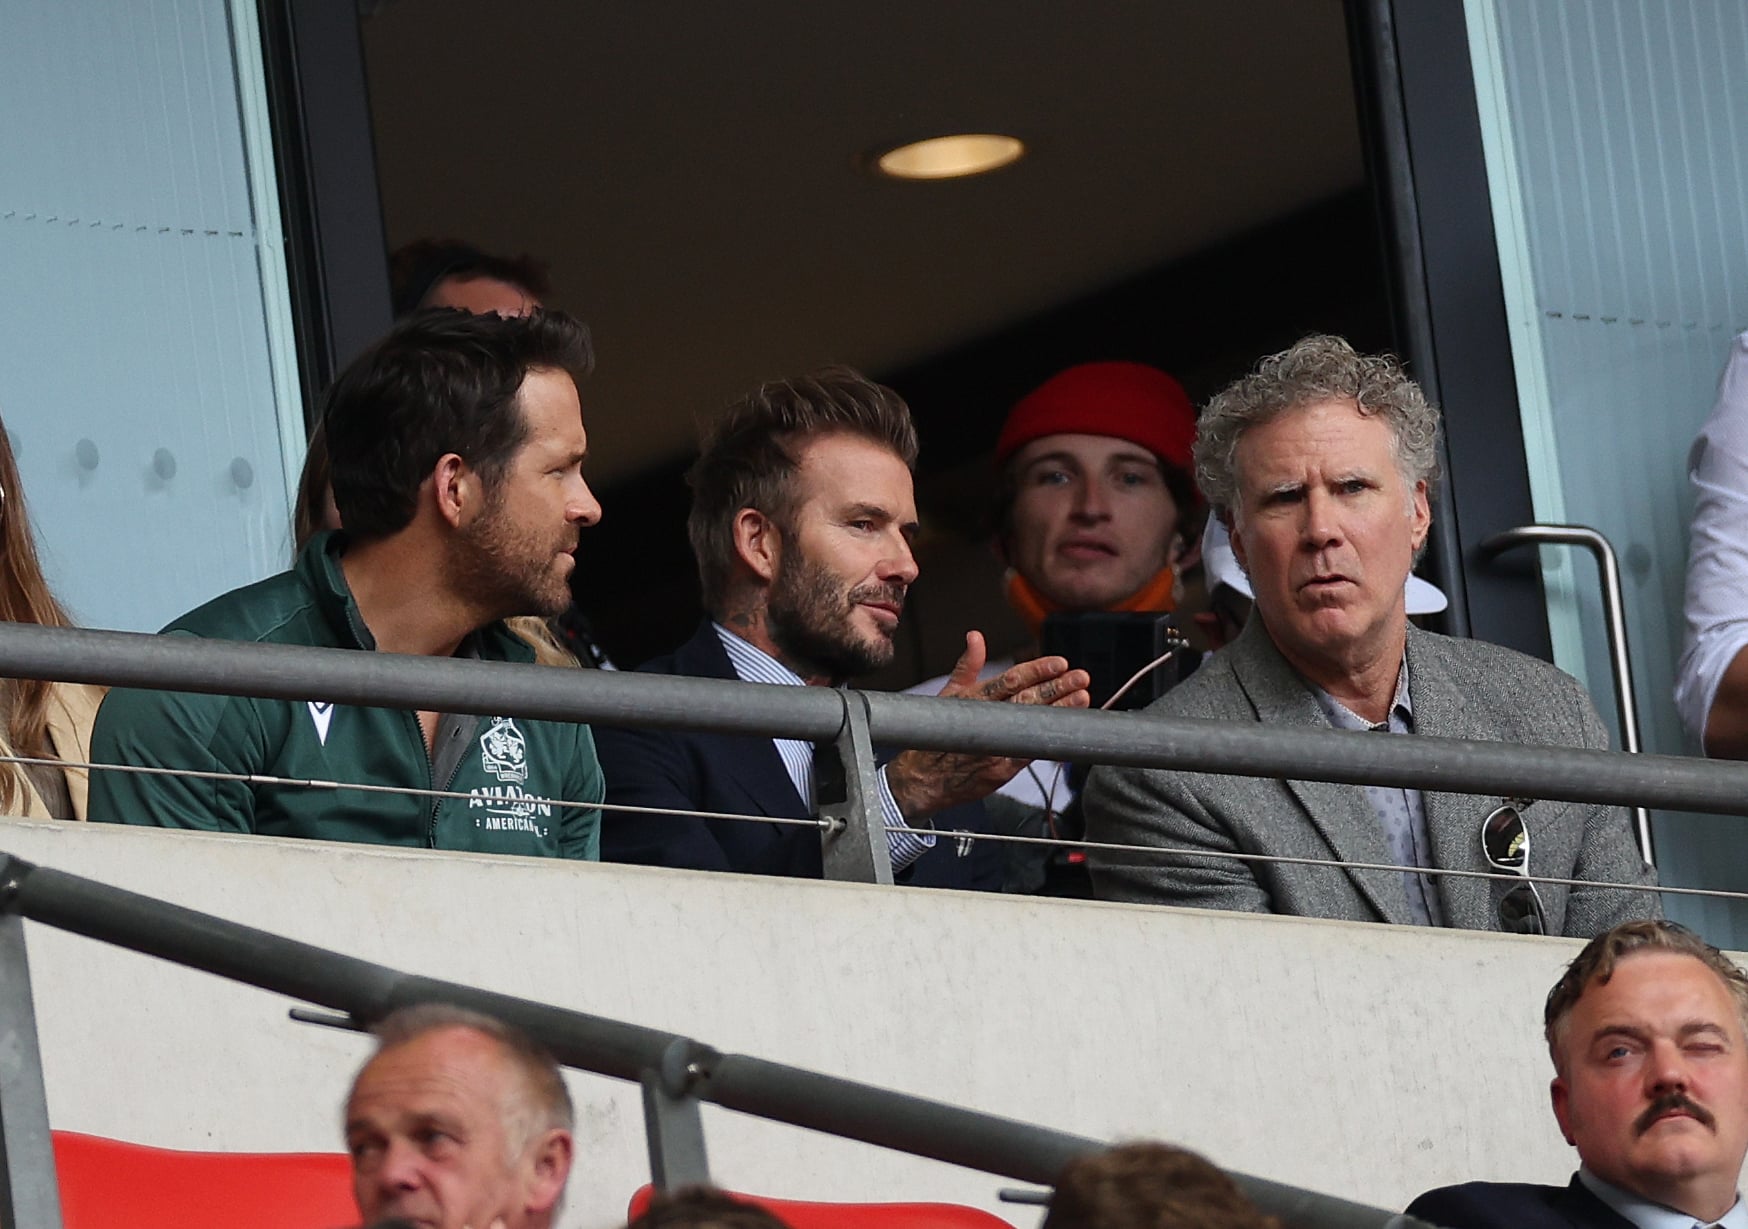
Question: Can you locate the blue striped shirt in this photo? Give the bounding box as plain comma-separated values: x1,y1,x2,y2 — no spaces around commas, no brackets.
714,625,934,871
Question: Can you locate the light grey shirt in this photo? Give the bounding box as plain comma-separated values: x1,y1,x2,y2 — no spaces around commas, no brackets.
1579,1166,1748,1229
1307,659,1445,926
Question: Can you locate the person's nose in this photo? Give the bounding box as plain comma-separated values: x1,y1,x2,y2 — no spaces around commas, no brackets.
567,474,602,528
879,533,919,587
373,1137,423,1195
1299,487,1342,551
1070,477,1111,523
1646,1038,1692,1095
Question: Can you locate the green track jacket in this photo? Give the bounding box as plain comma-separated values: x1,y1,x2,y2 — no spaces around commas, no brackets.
90,533,603,859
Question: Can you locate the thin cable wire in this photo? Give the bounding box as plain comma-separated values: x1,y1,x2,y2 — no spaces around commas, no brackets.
1101,642,1186,711
23,754,830,829
22,754,1729,902
876,822,1713,901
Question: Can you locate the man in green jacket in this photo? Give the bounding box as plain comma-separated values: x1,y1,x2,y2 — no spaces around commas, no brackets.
90,309,606,859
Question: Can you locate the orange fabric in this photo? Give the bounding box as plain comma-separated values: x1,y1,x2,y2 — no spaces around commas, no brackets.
1003,566,1176,639
53,1131,357,1229
628,1183,1013,1228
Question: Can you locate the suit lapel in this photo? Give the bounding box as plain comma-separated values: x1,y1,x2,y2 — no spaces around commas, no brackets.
1228,621,1412,926
677,622,810,819
1404,627,1494,930
1560,1176,1643,1229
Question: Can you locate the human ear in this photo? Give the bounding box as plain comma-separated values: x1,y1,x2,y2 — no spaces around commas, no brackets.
733,508,781,583
1408,480,1431,550
523,1128,573,1213
1549,1076,1577,1146
433,453,479,529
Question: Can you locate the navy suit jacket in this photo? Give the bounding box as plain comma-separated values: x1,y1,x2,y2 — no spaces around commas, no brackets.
1407,1177,1637,1229
593,621,1003,889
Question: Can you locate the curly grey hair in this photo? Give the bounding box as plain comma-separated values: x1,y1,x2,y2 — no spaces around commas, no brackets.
1194,335,1441,518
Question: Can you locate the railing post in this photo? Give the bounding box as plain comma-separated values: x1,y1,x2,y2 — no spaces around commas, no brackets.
640,1038,715,1192
815,691,894,884
0,865,63,1229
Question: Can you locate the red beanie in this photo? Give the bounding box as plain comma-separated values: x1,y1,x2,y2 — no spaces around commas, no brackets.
995,361,1197,474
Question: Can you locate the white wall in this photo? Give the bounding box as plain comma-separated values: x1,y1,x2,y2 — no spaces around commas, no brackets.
1463,0,1748,943
1,819,1604,1228
0,0,302,635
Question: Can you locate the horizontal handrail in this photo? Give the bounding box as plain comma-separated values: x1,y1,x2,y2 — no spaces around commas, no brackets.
2,622,1747,817
0,850,1423,1229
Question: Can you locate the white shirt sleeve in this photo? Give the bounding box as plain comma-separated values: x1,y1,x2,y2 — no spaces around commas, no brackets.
878,765,936,870
1676,331,1748,748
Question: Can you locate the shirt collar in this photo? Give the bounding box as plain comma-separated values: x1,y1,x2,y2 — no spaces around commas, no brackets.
713,623,807,688
1307,656,1413,732
1579,1167,1748,1229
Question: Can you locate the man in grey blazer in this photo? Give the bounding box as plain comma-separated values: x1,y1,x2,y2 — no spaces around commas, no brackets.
1083,335,1658,934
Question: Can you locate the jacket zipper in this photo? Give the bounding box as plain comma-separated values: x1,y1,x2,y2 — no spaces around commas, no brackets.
339,598,449,850
429,716,467,848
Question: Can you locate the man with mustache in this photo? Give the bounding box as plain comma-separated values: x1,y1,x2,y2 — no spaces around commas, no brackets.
91,310,606,857
1409,920,1748,1229
1083,335,1655,933
592,368,1089,884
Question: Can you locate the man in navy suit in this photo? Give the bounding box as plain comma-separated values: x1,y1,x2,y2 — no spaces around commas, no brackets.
592,368,1089,887
1409,920,1748,1229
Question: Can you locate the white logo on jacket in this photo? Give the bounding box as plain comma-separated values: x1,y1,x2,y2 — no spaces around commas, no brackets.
479,717,528,784
307,701,335,746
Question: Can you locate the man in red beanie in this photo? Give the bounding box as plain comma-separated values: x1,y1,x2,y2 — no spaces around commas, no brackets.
910,362,1200,888
994,361,1200,630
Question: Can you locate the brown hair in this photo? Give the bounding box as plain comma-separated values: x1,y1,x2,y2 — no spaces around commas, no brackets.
324,309,593,542
292,418,334,554
1044,1142,1281,1229
0,418,81,812
389,238,551,318
1544,919,1748,1070
685,367,917,612
627,1188,793,1229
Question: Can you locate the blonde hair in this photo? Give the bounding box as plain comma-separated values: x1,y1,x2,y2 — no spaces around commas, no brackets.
0,416,88,812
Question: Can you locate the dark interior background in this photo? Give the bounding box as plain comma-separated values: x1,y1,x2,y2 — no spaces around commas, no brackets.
359,1,1391,680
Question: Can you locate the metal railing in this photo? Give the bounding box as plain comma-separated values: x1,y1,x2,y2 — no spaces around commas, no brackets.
1480,523,1653,863
0,623,1745,887
0,851,1432,1229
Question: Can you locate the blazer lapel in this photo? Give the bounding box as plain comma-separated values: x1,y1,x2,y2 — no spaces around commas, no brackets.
1228,621,1413,926
1404,627,1495,930
1560,1176,1642,1229
676,621,811,820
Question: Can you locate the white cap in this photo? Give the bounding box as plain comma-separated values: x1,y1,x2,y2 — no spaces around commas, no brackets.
1200,517,1449,616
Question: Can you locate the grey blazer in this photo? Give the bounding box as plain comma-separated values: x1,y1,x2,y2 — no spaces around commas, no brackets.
1082,619,1659,935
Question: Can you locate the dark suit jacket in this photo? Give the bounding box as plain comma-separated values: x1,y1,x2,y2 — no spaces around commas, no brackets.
1082,618,1659,934
1407,1177,1637,1229
593,621,1002,889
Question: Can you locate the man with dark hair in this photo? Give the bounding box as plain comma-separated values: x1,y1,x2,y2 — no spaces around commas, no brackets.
593,367,1089,882
1409,920,1748,1229
1084,335,1656,934
90,310,606,857
346,1003,574,1229
390,238,552,319
1045,1141,1280,1229
626,1188,793,1229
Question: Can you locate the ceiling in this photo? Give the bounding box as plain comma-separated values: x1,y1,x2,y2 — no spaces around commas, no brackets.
361,1,1364,486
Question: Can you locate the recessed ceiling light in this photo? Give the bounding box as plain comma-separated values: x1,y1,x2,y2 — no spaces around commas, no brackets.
873,133,1025,180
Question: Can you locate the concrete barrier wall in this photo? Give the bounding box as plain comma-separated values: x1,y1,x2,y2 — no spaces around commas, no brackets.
0,818,1603,1228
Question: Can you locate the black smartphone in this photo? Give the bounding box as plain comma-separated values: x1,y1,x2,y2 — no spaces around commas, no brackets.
1040,611,1193,711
